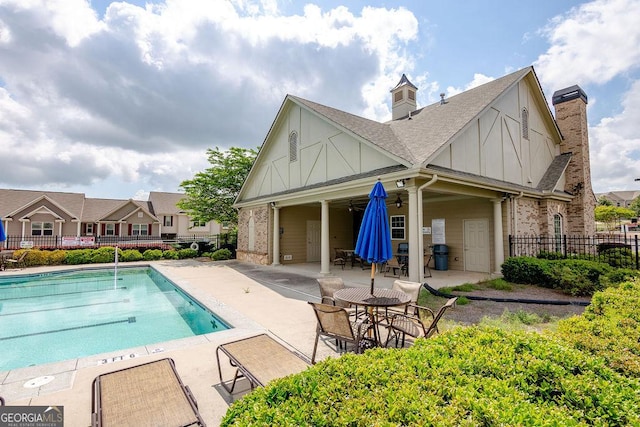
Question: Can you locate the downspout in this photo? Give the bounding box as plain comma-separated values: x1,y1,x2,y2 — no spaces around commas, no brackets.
417,175,438,276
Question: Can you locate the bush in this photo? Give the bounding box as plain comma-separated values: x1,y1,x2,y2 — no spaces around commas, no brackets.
162,250,179,260
120,249,143,262
65,249,93,265
142,249,163,261
501,257,550,285
599,247,635,268
555,278,640,377
177,248,198,259
222,326,640,426
536,250,564,260
91,246,117,264
211,248,232,261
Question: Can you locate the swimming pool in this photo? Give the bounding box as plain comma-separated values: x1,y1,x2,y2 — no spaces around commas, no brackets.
0,266,231,371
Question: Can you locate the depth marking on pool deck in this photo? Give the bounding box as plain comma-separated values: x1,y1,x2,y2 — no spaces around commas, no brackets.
0,317,137,341
0,298,130,317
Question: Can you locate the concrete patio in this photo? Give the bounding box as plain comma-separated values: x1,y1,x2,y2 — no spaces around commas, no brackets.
0,259,490,426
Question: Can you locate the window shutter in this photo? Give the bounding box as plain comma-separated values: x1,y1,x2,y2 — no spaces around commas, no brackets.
148,224,152,235
128,224,132,235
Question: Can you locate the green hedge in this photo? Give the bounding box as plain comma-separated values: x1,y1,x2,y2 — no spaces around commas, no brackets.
500,256,635,296
222,326,640,426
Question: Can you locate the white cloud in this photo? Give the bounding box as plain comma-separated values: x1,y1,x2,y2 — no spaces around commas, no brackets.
535,0,640,89
0,1,418,196
589,80,640,192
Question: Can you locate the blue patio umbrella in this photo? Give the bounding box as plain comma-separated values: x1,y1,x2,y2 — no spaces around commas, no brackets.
355,179,393,295
0,220,5,243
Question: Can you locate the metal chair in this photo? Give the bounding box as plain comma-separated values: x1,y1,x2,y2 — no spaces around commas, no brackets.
308,302,375,364
383,257,404,278
333,249,347,270
385,297,458,348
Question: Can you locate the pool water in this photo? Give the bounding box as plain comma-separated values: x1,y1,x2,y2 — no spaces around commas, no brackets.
0,267,230,371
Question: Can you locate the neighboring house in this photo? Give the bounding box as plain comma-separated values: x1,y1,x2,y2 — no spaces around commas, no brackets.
596,191,640,209
0,189,220,247
234,66,596,281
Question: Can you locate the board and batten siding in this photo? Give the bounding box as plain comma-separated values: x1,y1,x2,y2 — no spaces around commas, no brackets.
431,80,560,189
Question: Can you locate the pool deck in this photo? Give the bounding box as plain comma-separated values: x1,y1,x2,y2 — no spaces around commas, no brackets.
0,259,489,426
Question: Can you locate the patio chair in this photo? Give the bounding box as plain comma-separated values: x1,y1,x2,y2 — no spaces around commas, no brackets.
383,257,405,278
308,302,375,363
385,297,458,348
424,253,432,278
91,358,206,427
333,249,347,270
4,251,28,269
379,280,423,326
216,334,310,394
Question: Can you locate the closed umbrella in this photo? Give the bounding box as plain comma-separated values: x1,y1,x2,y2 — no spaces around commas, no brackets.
355,180,393,295
0,220,5,243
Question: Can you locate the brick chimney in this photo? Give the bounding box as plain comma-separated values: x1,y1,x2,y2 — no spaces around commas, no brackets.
390,74,417,120
552,85,596,235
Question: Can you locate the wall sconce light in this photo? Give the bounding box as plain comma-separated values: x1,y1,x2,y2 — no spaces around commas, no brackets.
270,201,276,208
395,195,403,208
348,201,354,212
571,182,584,194
396,179,406,188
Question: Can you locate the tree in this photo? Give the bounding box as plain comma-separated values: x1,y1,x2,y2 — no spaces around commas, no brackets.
594,205,635,233
597,196,613,206
178,146,258,226
629,196,640,217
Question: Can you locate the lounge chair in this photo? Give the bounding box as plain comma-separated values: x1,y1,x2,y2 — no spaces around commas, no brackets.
4,251,28,269
385,297,458,348
308,302,375,363
91,358,206,427
216,334,310,394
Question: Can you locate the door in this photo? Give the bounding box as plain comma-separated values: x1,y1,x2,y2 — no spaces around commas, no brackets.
464,219,490,272
306,220,321,262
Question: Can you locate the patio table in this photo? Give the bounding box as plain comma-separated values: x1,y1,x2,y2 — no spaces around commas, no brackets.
333,287,411,346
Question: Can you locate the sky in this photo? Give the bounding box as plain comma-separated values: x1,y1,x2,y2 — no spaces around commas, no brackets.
0,0,638,201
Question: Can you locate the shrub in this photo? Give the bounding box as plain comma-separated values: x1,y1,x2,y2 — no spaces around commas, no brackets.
536,250,564,260
120,249,143,262
91,246,117,264
554,278,640,377
65,249,93,265
142,249,163,261
162,250,179,260
47,250,67,265
501,256,550,285
222,327,640,426
177,248,198,259
599,247,635,268
211,248,232,261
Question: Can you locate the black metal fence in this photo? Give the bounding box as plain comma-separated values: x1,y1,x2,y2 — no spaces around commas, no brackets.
509,234,639,270
1,233,238,253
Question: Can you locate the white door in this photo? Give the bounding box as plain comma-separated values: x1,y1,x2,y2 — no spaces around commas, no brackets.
464,219,490,272
306,220,321,262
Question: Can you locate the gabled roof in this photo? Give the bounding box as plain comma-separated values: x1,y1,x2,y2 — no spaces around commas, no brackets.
0,189,84,219
537,153,572,192
148,192,186,215
389,67,536,165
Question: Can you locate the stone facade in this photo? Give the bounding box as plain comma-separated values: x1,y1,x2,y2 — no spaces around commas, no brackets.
236,205,270,265
514,198,541,235
538,199,568,236
553,87,597,235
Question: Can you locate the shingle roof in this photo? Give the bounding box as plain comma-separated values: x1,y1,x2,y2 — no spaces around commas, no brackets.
0,189,85,219
289,67,534,168
148,192,186,215
537,153,572,192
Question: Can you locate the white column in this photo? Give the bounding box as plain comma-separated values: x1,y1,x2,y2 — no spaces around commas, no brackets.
272,206,280,266
491,198,505,274
76,221,81,236
320,200,330,275
407,187,420,282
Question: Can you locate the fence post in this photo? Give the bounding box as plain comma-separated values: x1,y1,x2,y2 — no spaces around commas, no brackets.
508,235,513,257
636,235,639,270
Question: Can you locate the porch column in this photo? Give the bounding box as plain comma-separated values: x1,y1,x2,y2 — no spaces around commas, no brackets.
76,221,81,236
272,206,280,266
491,198,505,274
320,200,330,275
407,186,420,282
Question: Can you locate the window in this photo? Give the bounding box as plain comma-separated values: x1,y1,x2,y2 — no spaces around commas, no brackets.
408,90,415,101
394,91,403,102
289,131,298,162
31,221,53,236
105,223,115,236
553,214,563,252
192,220,206,228
390,215,405,240
163,215,173,227
132,224,148,235
522,108,529,140
86,223,94,235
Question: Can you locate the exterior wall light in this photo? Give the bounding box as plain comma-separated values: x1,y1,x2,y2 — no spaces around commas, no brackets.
395,195,403,208
396,179,405,188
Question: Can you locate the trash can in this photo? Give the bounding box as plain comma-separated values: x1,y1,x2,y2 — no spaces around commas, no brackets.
433,244,448,271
